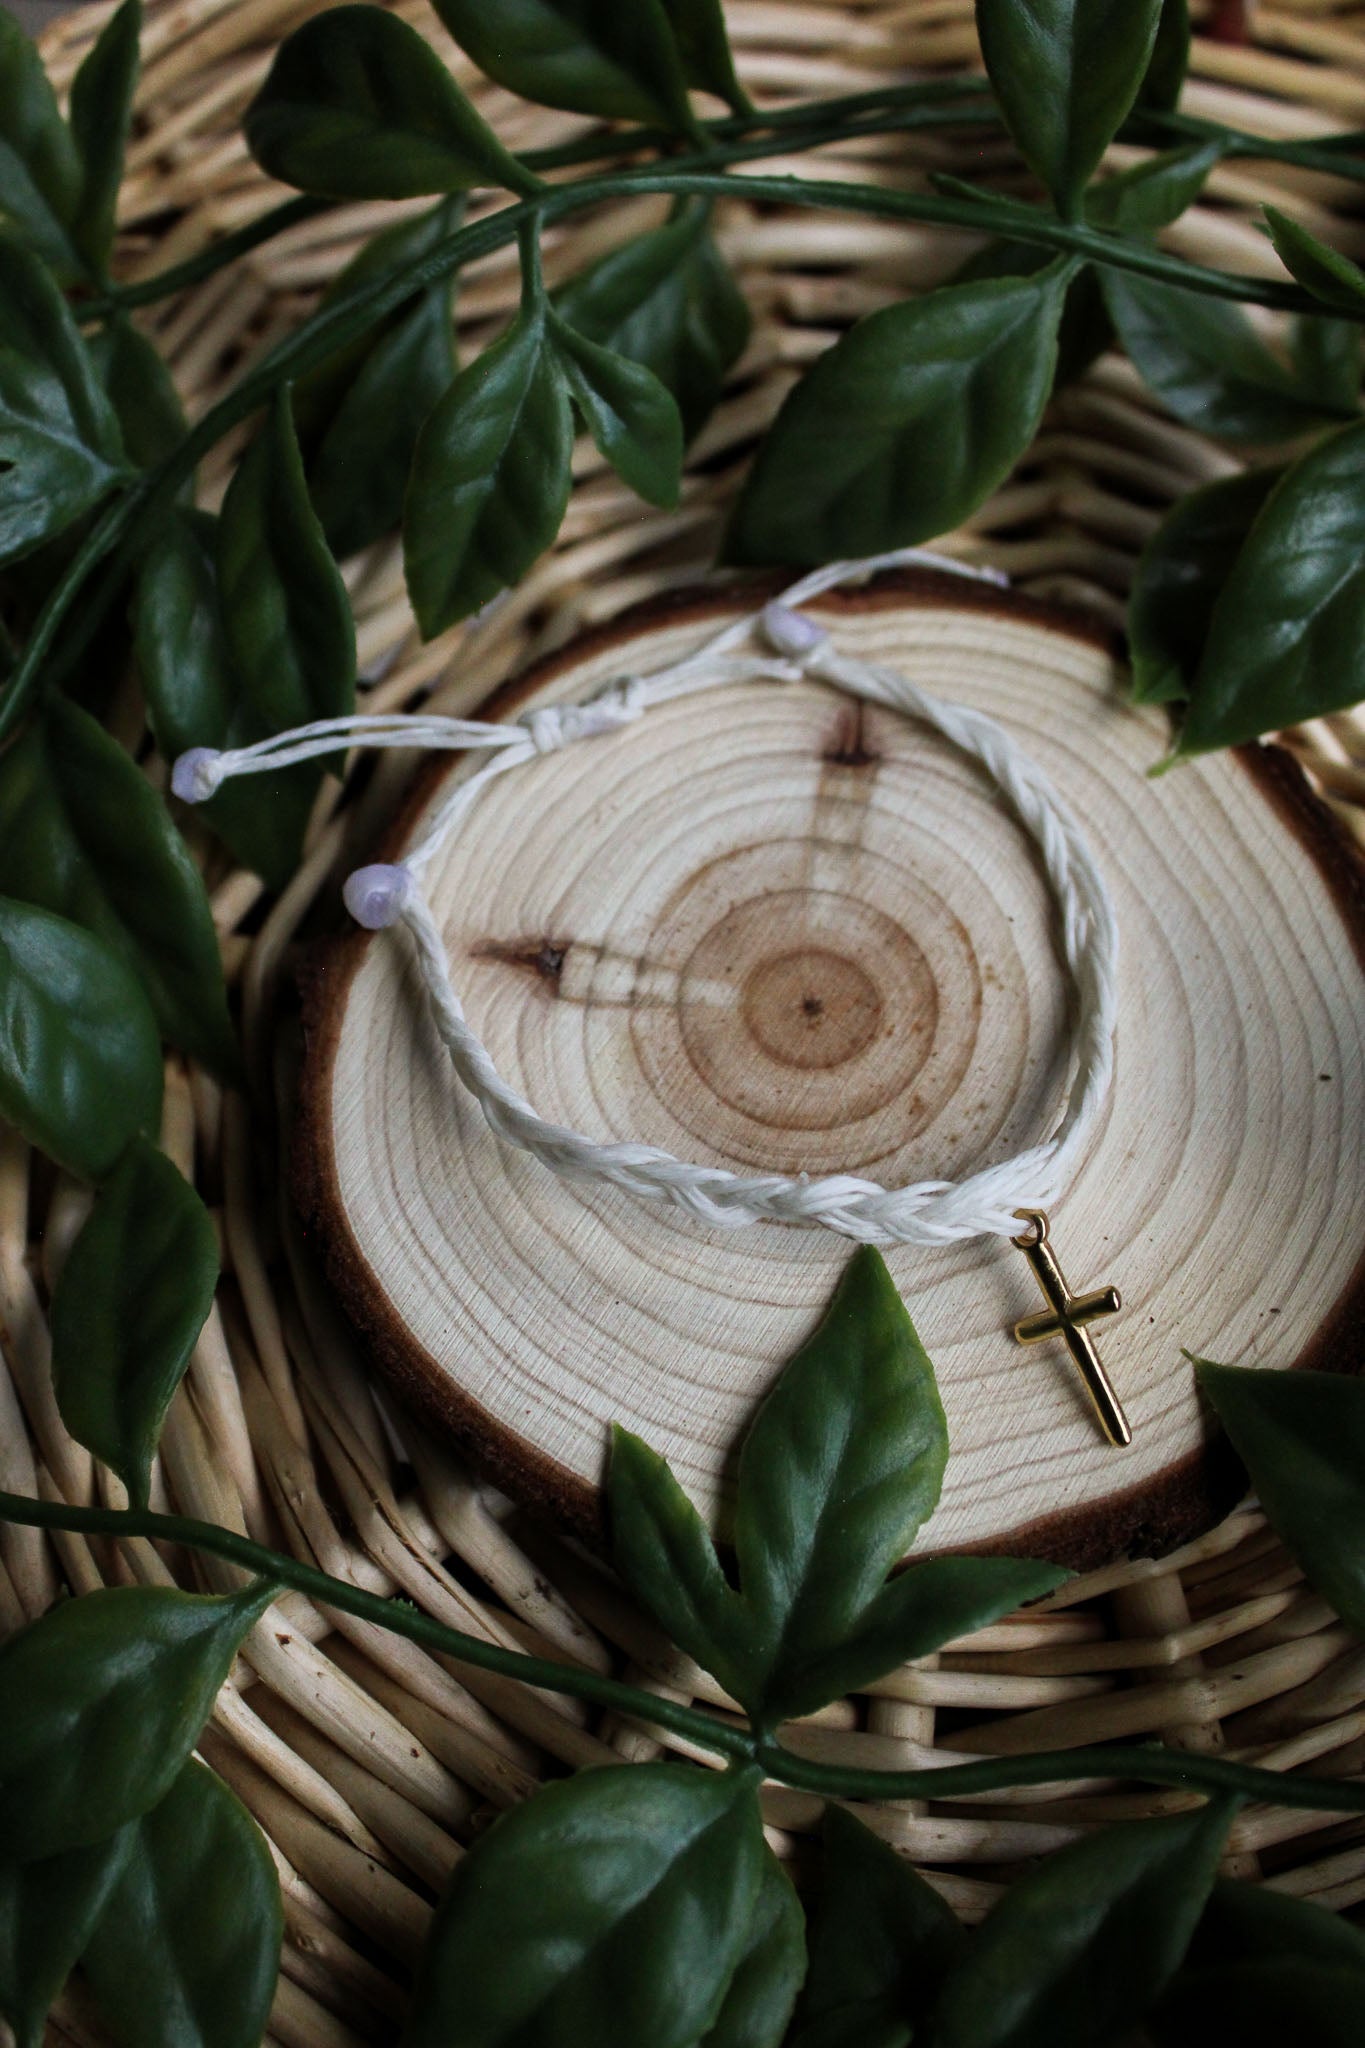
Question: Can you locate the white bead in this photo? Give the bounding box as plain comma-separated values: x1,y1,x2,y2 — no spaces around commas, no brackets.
761,602,828,660
343,863,413,930
170,747,224,803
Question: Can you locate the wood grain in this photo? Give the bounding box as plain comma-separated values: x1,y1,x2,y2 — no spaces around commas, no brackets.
299,573,1365,1567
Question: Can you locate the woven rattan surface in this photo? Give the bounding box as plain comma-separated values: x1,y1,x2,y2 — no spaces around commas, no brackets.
12,3,1365,2041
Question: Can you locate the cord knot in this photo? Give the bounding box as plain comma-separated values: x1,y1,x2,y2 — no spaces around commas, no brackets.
170,747,226,803
519,705,569,754
519,676,646,755
343,863,414,930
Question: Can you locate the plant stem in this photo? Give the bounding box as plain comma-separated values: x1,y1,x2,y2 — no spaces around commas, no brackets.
0,1488,756,1764
605,163,1320,306
89,82,997,319
755,1739,1365,1815
4,1488,1365,1816
517,214,545,306
85,195,330,317
88,71,1365,322
1143,107,1365,187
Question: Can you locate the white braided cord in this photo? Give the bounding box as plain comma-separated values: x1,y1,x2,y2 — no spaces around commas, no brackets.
182,552,1118,1245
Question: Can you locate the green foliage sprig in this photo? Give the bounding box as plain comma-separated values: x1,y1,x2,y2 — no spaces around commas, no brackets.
4,1251,1365,2044
3,0,1365,777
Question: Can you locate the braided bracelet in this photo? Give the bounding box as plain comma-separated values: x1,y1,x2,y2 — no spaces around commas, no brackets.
175,550,1130,1442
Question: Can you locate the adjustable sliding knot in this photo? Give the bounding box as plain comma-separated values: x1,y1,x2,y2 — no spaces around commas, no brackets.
518,674,646,755
170,746,226,803
343,863,414,930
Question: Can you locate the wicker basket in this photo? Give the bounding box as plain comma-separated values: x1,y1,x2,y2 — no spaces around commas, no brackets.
14,3,1365,2042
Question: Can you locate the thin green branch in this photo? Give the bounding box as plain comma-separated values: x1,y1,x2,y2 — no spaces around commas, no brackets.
89,81,998,320
85,195,330,317
517,212,546,305
605,163,1324,308
91,68,1365,324
756,1739,1365,1817
3,1488,1364,1817
0,1488,756,1764
1141,106,1365,186
524,77,994,173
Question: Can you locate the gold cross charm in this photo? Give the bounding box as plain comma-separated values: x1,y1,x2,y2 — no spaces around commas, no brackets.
1011,1210,1132,1447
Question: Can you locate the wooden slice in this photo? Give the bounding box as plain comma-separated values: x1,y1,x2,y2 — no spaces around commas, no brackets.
297,572,1365,1567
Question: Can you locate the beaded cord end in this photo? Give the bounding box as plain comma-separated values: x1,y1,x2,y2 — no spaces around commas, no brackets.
171,747,225,803
761,602,828,660
343,863,414,930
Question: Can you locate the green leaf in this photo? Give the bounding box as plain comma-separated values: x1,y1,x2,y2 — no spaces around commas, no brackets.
67,0,141,274
87,314,188,473
245,5,536,201
0,1830,133,2048
135,509,314,889
1290,313,1361,417
554,203,749,441
975,0,1163,217
733,1247,948,1726
429,0,695,131
0,13,82,277
725,266,1069,568
0,1580,274,1862
81,1758,283,2048
50,1136,218,1510
699,1854,805,2048
1178,419,1365,751
1263,205,1365,316
405,1761,767,2048
950,241,1111,388
659,0,750,115
1154,1891,1365,2048
404,305,573,636
0,694,238,1075
311,284,458,555
294,196,462,453
789,1805,964,2048
1139,0,1191,112
214,389,357,869
1102,270,1350,443
1186,1878,1365,1978
1086,139,1222,233
224,385,356,656
0,234,130,565
0,897,162,1182
1153,1963,1365,2048
308,204,461,558
1195,1362,1365,1635
547,307,683,507
613,1267,1063,1723
797,1554,1069,1711
135,512,227,759
932,1797,1239,2048
1126,467,1281,705
608,1425,752,1707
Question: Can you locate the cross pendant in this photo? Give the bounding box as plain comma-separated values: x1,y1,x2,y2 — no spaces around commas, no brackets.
1010,1210,1131,1447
